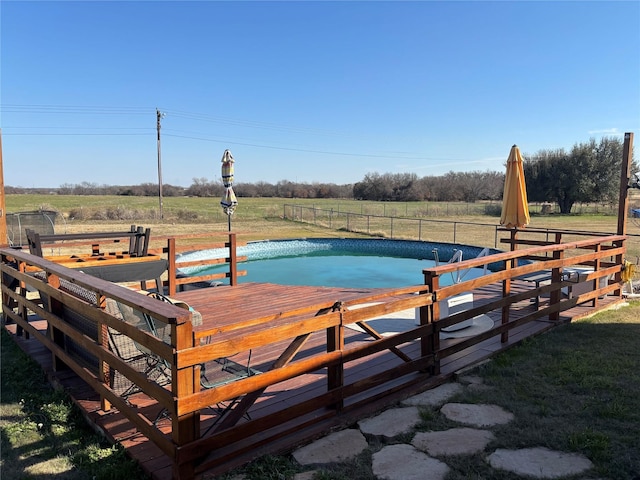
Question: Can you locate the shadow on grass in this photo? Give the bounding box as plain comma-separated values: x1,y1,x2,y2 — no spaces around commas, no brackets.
0,328,148,480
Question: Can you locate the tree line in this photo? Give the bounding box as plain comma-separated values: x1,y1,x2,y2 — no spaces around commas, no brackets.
6,137,634,213
524,137,632,213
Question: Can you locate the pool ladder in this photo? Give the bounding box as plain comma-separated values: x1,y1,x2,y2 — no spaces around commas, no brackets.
432,248,490,284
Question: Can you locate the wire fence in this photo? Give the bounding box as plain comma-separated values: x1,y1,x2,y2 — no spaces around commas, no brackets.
281,200,620,220
283,204,640,261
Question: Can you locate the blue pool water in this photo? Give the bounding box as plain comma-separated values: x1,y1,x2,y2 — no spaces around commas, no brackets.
179,238,502,289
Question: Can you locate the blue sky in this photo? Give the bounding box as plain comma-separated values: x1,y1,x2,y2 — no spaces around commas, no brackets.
1,1,639,188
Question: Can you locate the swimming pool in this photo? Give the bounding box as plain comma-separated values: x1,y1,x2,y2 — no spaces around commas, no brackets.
178,238,503,289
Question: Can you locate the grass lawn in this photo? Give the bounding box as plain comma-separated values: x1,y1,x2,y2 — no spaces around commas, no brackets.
0,328,149,480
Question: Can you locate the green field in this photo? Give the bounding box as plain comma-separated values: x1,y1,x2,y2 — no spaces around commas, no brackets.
6,194,640,259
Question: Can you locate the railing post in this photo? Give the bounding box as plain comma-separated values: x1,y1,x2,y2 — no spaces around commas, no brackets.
172,319,198,480
550,232,563,322
167,237,177,296
592,243,602,307
501,258,512,343
9,260,28,337
327,306,345,411
614,132,633,297
509,229,518,252
614,238,626,298
228,232,238,286
97,295,111,412
422,271,440,375
44,272,68,371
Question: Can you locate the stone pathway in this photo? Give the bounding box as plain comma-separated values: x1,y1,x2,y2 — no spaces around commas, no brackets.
287,379,594,480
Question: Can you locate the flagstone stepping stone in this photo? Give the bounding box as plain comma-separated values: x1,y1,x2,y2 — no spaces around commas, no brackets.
358,406,421,438
457,374,492,391
291,429,368,465
401,382,463,407
457,374,484,385
412,427,495,456
372,444,450,480
487,447,594,478
440,403,514,427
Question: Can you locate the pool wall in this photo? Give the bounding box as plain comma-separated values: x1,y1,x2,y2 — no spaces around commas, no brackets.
178,238,506,275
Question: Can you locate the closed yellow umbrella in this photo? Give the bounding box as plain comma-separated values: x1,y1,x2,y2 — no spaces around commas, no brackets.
500,145,530,229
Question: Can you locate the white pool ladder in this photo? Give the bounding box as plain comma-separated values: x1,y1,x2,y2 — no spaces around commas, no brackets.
432,247,491,284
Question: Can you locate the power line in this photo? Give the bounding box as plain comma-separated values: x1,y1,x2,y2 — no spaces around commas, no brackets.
1,103,476,162
163,132,463,161
164,108,352,138
3,132,150,136
1,104,150,115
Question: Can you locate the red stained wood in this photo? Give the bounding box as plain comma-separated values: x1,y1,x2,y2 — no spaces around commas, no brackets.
3,279,622,479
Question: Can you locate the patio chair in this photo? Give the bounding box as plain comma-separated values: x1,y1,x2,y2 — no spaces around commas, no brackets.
108,292,259,430
146,292,260,432
105,298,172,399
197,331,260,435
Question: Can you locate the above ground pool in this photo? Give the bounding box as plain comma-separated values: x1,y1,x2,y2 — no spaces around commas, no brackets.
178,238,502,289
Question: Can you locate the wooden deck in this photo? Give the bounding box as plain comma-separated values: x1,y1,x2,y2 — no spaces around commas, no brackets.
3,280,621,480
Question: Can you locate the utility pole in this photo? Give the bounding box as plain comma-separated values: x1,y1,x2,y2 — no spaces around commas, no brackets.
156,108,165,220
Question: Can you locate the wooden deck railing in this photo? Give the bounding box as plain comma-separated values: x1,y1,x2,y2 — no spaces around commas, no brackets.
24,225,152,257
0,231,627,479
0,251,197,460
149,232,247,294
13,227,246,295
420,232,626,374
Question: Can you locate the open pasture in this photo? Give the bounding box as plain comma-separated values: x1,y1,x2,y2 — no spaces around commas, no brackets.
6,194,640,259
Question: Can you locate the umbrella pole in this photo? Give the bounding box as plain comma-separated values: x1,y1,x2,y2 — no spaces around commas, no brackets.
228,214,231,232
